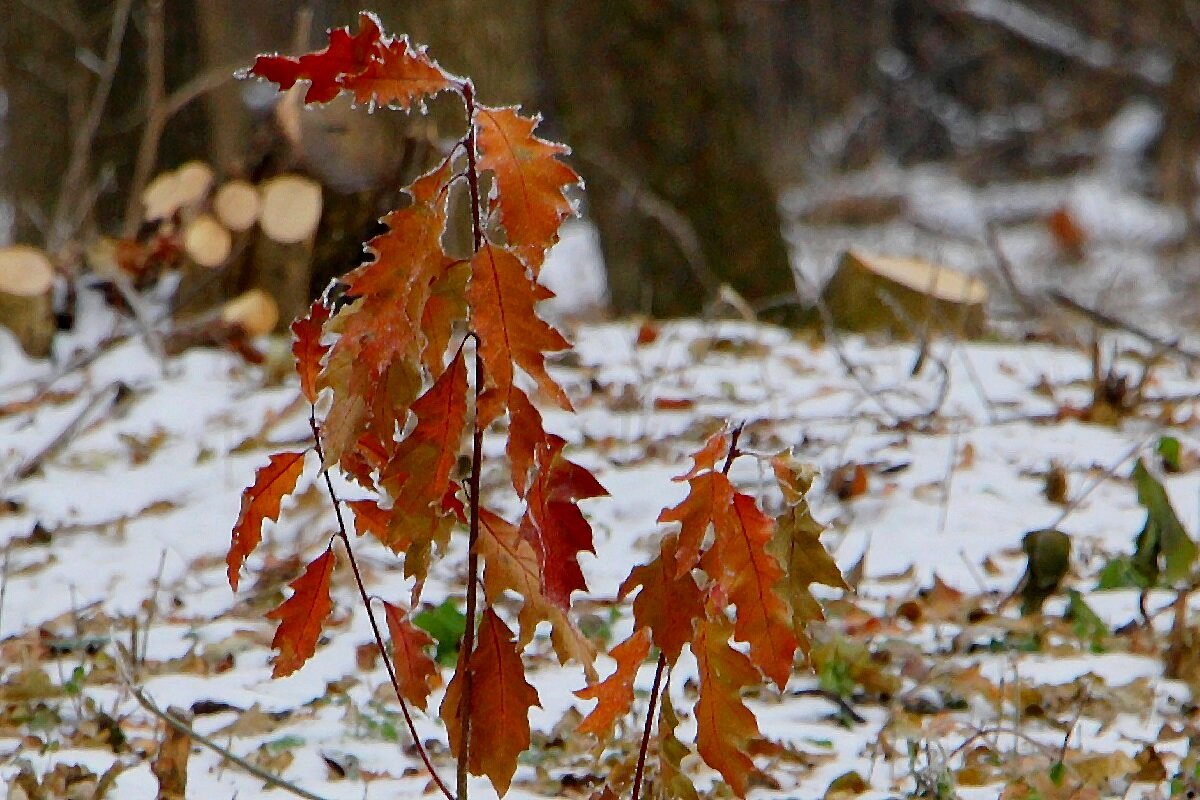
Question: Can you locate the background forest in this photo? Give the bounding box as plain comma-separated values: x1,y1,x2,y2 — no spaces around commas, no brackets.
7,3,1200,800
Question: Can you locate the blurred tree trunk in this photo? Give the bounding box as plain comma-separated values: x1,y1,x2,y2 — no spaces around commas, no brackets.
538,1,794,318
0,5,75,244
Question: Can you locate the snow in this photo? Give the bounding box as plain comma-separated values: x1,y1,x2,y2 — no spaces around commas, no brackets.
2,302,1199,798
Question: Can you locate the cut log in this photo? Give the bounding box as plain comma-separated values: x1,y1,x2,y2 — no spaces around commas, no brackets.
213,179,260,232
821,248,987,338
252,175,323,328
141,161,214,222
182,214,232,268
259,175,323,244
221,289,278,337
0,245,56,357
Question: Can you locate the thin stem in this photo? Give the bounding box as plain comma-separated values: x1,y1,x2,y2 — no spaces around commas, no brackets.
308,411,455,800
457,340,485,800
462,82,485,253
722,422,745,475
631,425,744,800
630,652,667,800
456,79,487,800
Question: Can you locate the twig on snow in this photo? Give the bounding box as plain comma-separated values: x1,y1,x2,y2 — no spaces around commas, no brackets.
1047,289,1200,366
112,642,334,800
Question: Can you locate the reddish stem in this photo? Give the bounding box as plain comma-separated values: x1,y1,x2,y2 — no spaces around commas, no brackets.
630,423,744,800
630,652,667,800
456,80,487,800
309,411,455,800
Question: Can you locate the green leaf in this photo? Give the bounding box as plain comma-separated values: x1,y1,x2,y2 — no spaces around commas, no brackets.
1158,436,1183,473
1049,760,1066,786
1064,590,1107,646
1132,459,1197,585
413,599,466,665
1018,529,1071,615
1096,555,1152,590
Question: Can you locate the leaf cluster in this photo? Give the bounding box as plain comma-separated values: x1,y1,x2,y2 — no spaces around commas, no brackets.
222,14,846,800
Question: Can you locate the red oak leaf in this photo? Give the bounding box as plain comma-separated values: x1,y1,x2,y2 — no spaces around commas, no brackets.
520,436,608,608
291,300,330,404
267,548,336,678
228,451,306,591
575,627,652,738
250,13,383,104
344,36,453,109
468,243,571,412
382,601,440,710
475,106,581,270
618,535,704,665
702,492,797,688
440,609,540,795
323,156,456,455
476,508,597,676
658,471,734,579
692,605,764,796
375,349,467,575
678,429,731,479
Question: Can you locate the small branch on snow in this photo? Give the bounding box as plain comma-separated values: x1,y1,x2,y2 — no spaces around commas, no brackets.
1047,289,1200,366
113,642,333,800
11,381,125,482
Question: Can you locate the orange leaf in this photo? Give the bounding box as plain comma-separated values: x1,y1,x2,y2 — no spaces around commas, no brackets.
291,301,330,404
692,607,763,796
477,508,597,676
769,456,847,657
658,687,700,800
440,609,540,795
347,499,410,551
382,601,440,710
703,492,797,688
475,106,581,269
618,535,704,664
228,451,306,591
678,430,731,480
267,548,336,677
421,258,469,372
372,348,468,593
575,627,651,738
468,243,571,412
323,156,456,460
250,13,383,104
658,472,733,578
504,386,546,496
344,36,452,110
519,435,607,608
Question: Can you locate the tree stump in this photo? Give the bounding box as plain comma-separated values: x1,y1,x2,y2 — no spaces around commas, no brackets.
821,248,987,338
0,245,56,357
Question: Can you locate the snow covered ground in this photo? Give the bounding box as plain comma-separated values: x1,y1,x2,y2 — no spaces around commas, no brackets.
2,286,1199,798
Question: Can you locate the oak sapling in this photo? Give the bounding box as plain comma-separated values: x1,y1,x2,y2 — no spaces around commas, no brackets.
226,13,844,800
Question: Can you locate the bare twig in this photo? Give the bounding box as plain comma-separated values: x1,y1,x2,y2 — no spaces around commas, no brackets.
984,222,1044,317
49,0,134,252
1049,435,1154,529
580,149,721,297
792,687,867,724
123,0,166,236
113,643,333,800
631,653,668,800
458,81,486,800
790,267,903,426
1047,289,1200,365
12,381,123,481
106,271,167,370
